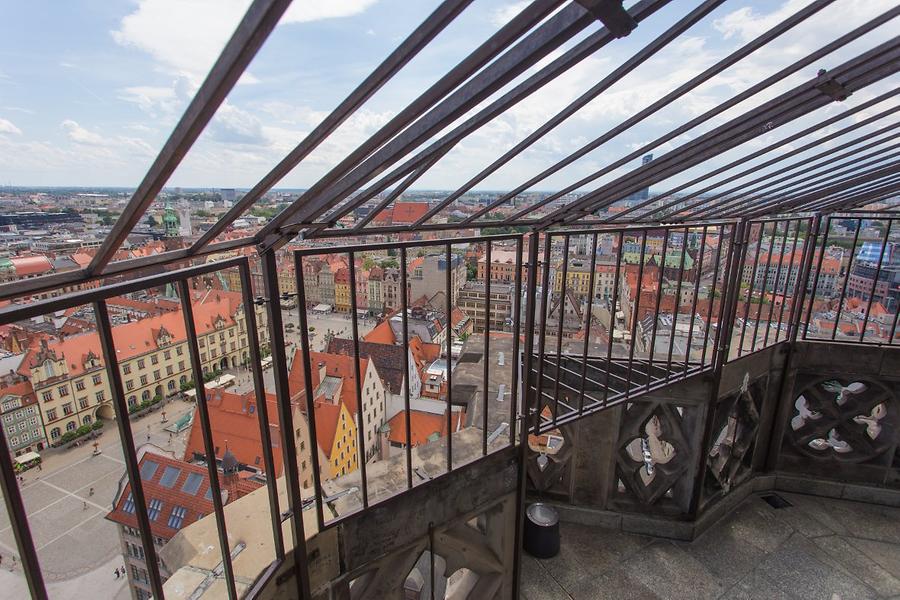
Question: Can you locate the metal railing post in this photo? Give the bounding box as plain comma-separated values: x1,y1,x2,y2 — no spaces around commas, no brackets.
792,214,824,342
513,232,540,600
95,300,166,599
237,260,285,557
260,251,313,600
688,218,746,516
292,253,326,529
177,279,238,600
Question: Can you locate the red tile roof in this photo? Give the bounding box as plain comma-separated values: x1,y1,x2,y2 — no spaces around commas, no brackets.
21,290,244,379
287,349,365,458
390,202,430,224
182,389,287,476
0,380,36,406
363,318,397,344
106,449,261,540
387,408,465,446
312,401,342,458
11,256,53,277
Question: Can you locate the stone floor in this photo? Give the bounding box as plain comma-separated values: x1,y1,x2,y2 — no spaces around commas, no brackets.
521,492,900,600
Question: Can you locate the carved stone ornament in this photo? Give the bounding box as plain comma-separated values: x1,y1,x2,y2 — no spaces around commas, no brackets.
789,378,897,463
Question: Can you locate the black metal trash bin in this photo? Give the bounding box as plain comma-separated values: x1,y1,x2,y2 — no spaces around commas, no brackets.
523,502,560,558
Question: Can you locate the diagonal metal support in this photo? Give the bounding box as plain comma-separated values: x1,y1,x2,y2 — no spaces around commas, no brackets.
576,0,638,37
87,0,292,276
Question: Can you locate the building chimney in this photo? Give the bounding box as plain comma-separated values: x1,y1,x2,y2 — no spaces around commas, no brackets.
317,361,326,385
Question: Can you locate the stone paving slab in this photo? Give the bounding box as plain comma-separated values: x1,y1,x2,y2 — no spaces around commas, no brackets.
0,482,67,532
525,493,900,600
44,453,123,493
36,503,122,582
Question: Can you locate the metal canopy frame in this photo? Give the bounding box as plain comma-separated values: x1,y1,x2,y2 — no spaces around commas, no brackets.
0,0,897,302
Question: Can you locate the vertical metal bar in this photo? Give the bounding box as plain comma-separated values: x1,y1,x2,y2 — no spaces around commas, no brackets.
428,522,436,600
177,279,238,600
700,225,725,367
666,227,688,380
751,222,778,352
604,231,624,405
831,217,860,340
261,251,312,600
292,253,326,529
0,420,46,599
348,252,369,506
738,222,766,357
763,219,793,348
399,247,413,488
688,218,746,516
95,299,165,599
714,221,746,366
795,215,825,342
237,260,284,558
889,281,900,345
445,243,454,470
513,232,540,600
578,233,599,415
684,226,707,375
860,219,893,342
647,229,669,389
625,230,648,397
533,234,552,435
509,235,523,443
552,235,569,426
773,220,802,344
482,241,491,455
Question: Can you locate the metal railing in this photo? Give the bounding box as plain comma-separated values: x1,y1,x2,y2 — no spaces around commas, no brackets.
2,213,899,599
525,222,737,435
290,233,525,531
802,213,900,345
728,217,815,359
0,257,296,600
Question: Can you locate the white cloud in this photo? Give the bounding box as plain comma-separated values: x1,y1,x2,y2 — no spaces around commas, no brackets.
111,0,378,86
490,2,530,28
61,119,107,145
208,103,268,145
0,118,22,135
117,84,184,118
61,119,155,156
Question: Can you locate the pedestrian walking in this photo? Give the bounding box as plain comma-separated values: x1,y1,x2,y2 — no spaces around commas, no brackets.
83,501,88,510
114,568,119,579
37,463,42,471
89,487,94,497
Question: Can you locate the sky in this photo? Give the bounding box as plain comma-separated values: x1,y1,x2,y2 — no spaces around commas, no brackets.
0,0,897,193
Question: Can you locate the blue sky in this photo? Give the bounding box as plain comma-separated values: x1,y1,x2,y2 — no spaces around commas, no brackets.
0,0,897,192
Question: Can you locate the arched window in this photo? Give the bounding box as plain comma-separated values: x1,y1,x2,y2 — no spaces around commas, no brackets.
142,390,150,401
128,396,136,407
167,380,176,391
50,427,60,439
83,415,92,425
66,421,76,432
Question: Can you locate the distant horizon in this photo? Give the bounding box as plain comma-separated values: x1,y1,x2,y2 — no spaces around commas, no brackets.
0,185,567,195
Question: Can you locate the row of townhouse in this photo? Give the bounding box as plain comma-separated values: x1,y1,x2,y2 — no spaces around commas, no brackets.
741,247,841,297
301,252,469,316
13,290,268,446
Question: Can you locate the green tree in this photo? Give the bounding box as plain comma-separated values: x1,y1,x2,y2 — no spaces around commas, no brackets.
466,263,477,280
